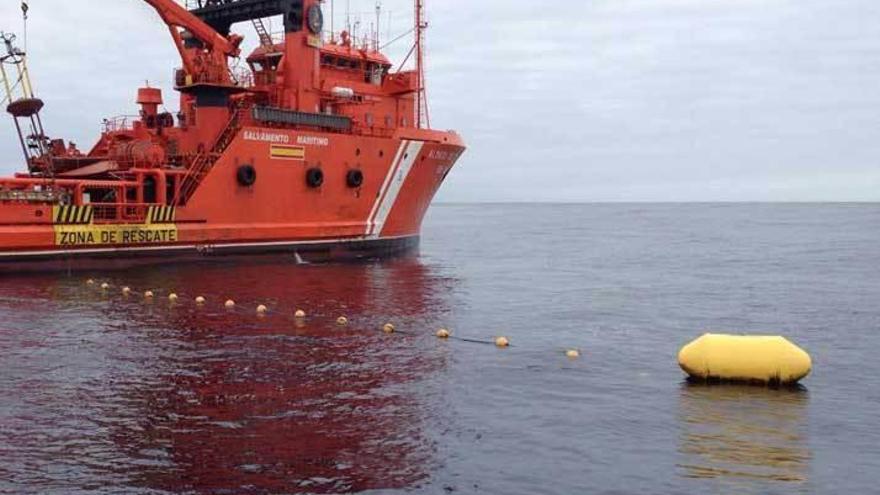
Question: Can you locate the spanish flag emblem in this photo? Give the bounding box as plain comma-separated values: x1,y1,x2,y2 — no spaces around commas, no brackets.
270,144,306,161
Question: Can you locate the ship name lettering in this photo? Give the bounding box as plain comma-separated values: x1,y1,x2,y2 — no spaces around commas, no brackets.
244,130,291,144
428,150,454,161
296,135,330,146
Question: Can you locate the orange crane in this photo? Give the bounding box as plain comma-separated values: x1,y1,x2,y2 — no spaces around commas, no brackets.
142,0,243,86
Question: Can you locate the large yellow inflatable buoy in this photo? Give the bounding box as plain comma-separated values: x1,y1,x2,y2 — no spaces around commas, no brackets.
678,334,811,385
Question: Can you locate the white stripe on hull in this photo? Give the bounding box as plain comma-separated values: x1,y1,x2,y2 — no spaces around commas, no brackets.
366,140,410,236
367,141,424,238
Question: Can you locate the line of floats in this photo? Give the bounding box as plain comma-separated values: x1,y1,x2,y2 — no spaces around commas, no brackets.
84,278,811,386
88,278,529,351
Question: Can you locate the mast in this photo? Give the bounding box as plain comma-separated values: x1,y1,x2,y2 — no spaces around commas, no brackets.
1,31,51,176
415,0,429,129
375,2,381,51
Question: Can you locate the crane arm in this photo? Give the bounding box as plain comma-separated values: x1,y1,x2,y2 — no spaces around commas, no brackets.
142,0,241,57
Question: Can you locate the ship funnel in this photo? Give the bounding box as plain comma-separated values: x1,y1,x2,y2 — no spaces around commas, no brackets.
137,87,163,118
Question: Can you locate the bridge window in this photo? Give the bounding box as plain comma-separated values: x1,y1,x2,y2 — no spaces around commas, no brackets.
337,58,360,70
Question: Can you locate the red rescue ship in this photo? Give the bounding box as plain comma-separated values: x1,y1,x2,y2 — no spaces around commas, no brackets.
0,0,464,272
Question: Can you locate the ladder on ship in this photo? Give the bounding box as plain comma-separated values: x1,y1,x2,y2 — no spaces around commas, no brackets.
251,18,274,47
175,102,245,206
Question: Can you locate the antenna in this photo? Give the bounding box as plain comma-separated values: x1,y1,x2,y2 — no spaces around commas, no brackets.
21,1,28,52
375,1,381,51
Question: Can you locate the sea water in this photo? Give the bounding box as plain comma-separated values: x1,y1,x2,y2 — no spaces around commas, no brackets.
1,203,878,494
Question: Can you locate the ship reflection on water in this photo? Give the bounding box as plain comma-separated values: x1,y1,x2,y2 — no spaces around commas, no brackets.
0,257,457,494
677,383,812,487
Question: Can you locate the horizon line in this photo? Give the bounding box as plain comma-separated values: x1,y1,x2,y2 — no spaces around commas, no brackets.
435,200,880,205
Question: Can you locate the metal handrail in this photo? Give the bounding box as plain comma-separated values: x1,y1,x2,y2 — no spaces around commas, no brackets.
91,203,154,224
102,115,140,133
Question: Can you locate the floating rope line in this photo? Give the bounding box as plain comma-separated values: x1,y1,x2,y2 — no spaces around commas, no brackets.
79,279,596,357
449,336,498,346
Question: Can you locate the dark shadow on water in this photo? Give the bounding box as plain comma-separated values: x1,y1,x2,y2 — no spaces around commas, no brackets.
677,381,811,488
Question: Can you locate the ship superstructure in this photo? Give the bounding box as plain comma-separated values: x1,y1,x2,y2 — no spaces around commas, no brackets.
0,0,464,271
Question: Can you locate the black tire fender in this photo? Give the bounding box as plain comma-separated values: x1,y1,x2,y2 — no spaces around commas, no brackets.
346,169,364,188
306,167,324,188
236,164,257,187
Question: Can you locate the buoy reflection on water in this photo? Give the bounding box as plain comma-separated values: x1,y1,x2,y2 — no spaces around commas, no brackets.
677,383,810,483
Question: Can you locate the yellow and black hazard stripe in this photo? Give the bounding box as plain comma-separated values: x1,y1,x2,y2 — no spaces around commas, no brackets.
53,205,94,225
147,205,176,224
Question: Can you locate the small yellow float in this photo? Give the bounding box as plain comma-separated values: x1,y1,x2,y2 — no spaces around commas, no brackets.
678,333,811,385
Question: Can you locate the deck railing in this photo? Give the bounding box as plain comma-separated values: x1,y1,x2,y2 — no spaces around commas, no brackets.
91,203,153,224
102,115,139,133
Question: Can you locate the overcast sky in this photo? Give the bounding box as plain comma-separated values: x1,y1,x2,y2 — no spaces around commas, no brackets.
1,0,878,202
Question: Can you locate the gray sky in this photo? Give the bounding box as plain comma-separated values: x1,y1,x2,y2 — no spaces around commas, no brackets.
1,0,878,202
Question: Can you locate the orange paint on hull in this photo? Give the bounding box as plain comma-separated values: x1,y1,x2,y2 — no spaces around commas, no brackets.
0,1,464,270
0,128,464,266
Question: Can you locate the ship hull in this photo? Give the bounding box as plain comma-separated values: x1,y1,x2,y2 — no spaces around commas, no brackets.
0,128,464,273
0,235,420,273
